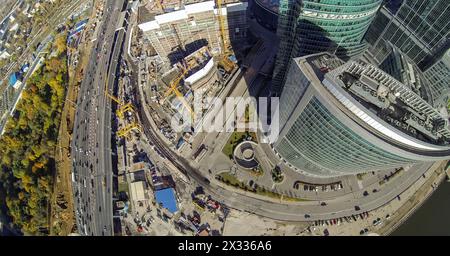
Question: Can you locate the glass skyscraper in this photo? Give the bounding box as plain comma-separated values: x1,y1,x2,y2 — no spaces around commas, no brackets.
366,0,450,70
272,0,382,95
422,48,450,108
378,45,432,104
274,53,450,177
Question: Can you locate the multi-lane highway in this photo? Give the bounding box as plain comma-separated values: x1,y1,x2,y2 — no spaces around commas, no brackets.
68,0,445,233
71,0,126,236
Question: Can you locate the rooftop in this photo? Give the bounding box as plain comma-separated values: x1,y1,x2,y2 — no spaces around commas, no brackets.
138,1,248,32
254,0,279,14
154,188,178,213
302,53,450,149
8,72,19,86
129,181,147,201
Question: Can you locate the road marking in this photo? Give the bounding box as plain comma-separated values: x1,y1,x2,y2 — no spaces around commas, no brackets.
357,180,363,189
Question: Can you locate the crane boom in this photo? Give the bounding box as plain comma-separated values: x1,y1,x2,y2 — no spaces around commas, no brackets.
217,0,228,53
216,0,236,71
162,63,196,118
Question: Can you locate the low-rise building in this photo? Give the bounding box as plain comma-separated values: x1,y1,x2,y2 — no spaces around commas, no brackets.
9,72,22,90
129,181,148,202
0,48,10,59
154,187,178,214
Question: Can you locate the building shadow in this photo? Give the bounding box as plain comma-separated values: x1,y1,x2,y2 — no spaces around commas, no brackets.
167,38,209,66
225,3,350,132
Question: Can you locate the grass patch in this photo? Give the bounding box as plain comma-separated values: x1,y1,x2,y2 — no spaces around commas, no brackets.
215,172,305,202
222,131,257,159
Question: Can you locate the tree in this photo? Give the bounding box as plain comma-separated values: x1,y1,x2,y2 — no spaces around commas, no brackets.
54,34,67,55
0,32,68,234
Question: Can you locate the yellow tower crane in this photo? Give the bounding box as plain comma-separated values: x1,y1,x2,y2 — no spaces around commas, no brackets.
156,0,164,13
117,123,142,138
104,72,137,119
116,102,135,120
162,63,195,119
105,92,122,106
216,0,236,72
103,71,141,139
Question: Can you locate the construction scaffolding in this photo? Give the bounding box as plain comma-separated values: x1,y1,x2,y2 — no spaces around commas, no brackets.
138,1,248,68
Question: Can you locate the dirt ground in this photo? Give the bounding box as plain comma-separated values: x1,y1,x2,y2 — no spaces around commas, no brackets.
223,209,310,236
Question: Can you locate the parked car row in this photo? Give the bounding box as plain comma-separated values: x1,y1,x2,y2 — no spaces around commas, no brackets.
299,182,344,192
313,212,370,226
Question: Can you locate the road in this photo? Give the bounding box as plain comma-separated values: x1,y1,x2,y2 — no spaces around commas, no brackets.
129,18,443,222
71,0,126,236
138,88,438,221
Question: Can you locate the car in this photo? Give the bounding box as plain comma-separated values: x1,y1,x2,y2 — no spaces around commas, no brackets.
355,206,361,211
304,214,311,218
320,202,327,206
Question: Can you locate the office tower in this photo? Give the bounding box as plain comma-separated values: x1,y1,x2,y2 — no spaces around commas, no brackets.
366,0,450,70
271,0,382,95
274,53,450,177
422,48,450,109
378,45,432,104
249,0,280,31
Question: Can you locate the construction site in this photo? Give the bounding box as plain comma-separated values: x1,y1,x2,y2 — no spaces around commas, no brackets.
98,0,250,146
128,0,251,147
103,1,251,235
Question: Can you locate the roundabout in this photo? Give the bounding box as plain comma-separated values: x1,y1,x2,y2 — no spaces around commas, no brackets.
233,140,260,170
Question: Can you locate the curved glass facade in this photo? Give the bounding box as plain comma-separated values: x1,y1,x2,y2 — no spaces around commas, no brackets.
275,97,416,176
250,0,280,31
272,0,382,94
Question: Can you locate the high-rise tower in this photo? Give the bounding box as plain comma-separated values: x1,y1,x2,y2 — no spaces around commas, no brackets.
366,0,450,70
271,0,382,95
422,48,450,109
274,53,450,177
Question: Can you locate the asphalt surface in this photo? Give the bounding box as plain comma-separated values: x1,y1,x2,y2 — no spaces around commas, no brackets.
70,0,126,236
67,1,443,231
131,27,439,223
